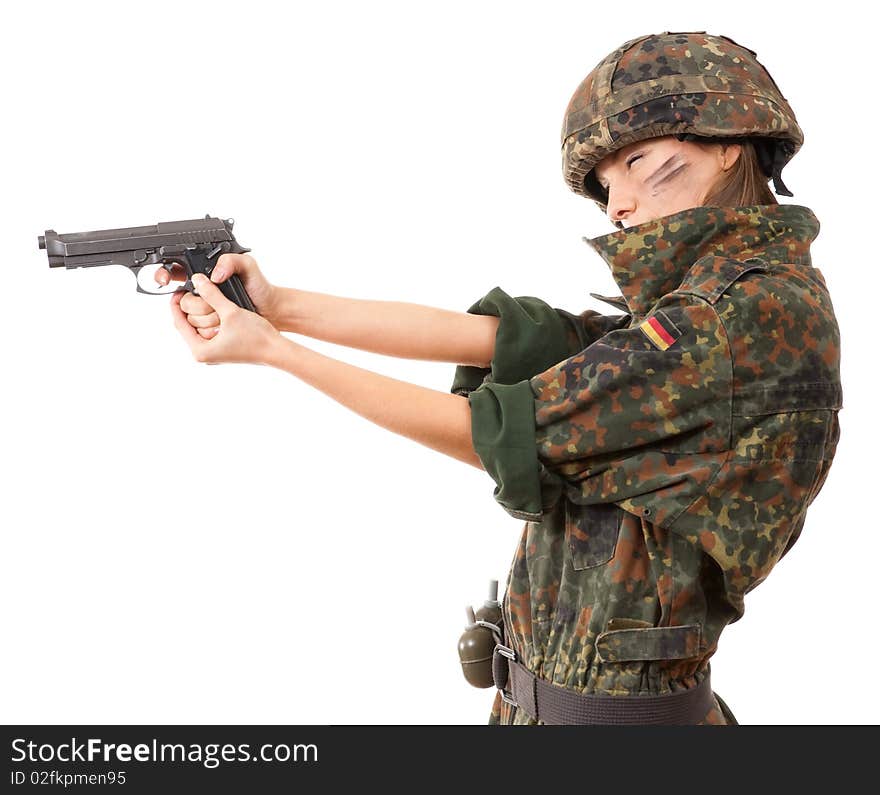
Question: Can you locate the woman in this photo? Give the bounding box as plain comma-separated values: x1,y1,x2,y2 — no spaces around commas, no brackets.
161,31,842,725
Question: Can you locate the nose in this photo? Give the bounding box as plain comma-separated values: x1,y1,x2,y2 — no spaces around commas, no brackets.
607,186,635,225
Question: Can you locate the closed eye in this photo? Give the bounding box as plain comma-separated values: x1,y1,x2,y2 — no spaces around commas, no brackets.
598,152,643,190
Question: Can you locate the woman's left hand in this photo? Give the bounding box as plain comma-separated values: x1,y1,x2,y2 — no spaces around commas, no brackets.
171,273,282,365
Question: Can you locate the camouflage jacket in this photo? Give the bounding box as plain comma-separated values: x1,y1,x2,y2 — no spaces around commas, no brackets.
450,203,842,724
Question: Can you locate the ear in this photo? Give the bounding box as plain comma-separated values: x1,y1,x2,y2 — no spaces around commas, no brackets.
721,142,742,171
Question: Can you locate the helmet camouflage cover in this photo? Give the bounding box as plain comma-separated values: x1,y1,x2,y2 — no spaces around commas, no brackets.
562,31,804,213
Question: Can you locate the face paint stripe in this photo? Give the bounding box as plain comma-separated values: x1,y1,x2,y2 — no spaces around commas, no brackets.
647,152,690,190
646,155,678,186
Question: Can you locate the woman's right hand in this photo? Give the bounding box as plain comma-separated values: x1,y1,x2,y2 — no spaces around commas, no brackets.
155,253,279,339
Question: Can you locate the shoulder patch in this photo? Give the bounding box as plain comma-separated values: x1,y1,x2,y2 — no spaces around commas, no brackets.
638,310,681,350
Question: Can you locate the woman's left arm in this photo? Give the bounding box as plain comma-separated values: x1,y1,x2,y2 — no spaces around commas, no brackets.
266,335,482,469
173,274,484,470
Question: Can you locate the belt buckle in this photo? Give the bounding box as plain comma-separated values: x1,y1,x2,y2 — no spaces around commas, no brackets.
493,643,518,707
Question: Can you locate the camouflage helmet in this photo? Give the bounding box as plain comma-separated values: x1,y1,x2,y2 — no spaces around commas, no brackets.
562,31,803,215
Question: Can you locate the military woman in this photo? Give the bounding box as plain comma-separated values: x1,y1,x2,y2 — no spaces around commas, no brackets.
161,31,842,725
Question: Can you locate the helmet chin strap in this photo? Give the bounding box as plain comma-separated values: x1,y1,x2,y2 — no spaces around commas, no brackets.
769,144,794,197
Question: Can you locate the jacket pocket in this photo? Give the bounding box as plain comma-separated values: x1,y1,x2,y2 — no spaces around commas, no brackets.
565,501,622,570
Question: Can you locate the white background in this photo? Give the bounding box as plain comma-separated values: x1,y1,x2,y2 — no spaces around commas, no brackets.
2,0,873,725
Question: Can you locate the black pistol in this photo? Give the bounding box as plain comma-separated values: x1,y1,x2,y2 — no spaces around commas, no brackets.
38,214,256,312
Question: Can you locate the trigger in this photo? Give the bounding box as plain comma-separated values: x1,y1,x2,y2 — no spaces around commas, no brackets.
161,261,193,294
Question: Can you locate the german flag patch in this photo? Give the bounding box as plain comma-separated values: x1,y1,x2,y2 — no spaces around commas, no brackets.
638,310,682,351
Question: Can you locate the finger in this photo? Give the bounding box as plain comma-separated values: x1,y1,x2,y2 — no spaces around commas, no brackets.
198,326,219,339
180,293,215,315
156,262,187,285
171,291,208,357
192,273,235,319
187,311,220,329
213,253,247,283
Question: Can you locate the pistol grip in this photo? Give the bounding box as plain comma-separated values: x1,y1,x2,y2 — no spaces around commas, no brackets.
182,247,256,313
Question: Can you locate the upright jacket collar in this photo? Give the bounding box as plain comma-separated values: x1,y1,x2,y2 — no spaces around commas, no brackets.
583,204,820,316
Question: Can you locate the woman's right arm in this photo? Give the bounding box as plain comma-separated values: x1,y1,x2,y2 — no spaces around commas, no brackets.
158,253,500,369
271,285,500,368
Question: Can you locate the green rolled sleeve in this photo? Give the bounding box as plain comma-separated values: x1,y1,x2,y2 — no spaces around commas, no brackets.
477,286,578,384
450,362,491,398
450,286,583,396
467,379,564,521
451,286,630,520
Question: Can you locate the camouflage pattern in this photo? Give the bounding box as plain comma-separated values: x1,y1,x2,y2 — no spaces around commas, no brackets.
561,31,803,212
451,203,842,725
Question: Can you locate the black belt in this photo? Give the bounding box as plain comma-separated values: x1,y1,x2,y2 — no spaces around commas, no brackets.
493,644,718,725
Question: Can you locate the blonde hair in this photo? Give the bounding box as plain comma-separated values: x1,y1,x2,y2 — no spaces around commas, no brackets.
699,138,778,207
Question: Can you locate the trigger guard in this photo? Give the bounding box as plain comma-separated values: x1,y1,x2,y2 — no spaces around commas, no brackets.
134,281,189,297
132,262,191,296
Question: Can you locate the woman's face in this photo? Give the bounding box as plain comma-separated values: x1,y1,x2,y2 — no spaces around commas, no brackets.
592,136,741,228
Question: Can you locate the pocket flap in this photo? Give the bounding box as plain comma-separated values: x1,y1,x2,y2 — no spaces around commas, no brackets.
595,623,703,662
566,502,622,570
